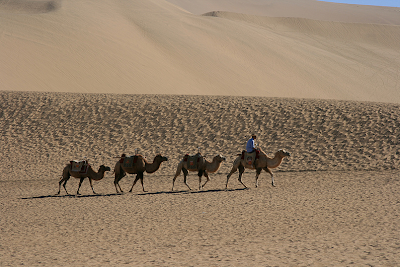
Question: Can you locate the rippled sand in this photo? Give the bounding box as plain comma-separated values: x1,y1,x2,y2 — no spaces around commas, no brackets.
0,91,399,266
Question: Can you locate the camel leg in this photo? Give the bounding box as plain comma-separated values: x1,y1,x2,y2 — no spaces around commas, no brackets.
182,168,191,190
117,182,123,193
172,163,183,191
255,168,262,188
88,178,97,194
114,174,124,193
202,171,210,189
263,167,275,187
58,179,70,195
62,180,69,195
139,173,147,192
58,171,71,195
114,182,121,194
172,173,180,191
129,175,140,192
172,175,177,191
114,166,126,193
57,179,62,195
77,177,85,195
129,173,147,192
238,165,247,188
58,177,68,195
226,167,238,189
198,170,204,190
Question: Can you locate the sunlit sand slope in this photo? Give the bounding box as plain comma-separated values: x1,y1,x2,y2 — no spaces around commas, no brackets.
1,0,399,103
167,0,400,25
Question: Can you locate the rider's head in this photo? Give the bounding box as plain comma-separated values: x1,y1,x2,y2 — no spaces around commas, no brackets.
252,134,257,139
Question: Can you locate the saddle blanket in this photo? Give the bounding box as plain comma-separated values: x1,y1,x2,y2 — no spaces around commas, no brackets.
70,160,89,174
183,153,202,170
241,150,259,166
123,156,139,168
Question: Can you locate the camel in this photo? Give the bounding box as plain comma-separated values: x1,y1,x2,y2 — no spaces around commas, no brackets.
57,163,111,195
226,148,290,189
172,153,226,191
114,154,168,193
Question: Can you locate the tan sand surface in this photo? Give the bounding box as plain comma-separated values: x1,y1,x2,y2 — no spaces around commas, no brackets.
1,0,400,265
0,92,399,265
1,0,400,103
167,0,400,24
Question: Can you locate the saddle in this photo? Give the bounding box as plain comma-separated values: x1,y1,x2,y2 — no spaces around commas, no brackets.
70,160,89,174
241,150,260,166
183,153,202,171
122,155,139,168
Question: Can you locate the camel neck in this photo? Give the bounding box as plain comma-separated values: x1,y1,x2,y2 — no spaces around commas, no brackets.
268,155,283,169
206,158,222,173
145,158,162,173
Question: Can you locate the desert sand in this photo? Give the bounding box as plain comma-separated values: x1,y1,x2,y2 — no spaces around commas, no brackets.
0,91,399,266
1,0,400,103
1,0,400,266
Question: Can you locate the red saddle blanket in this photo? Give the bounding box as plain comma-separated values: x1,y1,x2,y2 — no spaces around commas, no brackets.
183,153,202,170
122,155,139,168
241,150,260,166
70,161,89,174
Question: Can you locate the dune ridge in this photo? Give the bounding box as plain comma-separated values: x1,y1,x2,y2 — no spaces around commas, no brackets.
167,0,400,25
204,11,400,49
1,0,399,103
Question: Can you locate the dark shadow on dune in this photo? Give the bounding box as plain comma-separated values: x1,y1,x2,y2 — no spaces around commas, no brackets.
21,188,249,199
0,0,61,13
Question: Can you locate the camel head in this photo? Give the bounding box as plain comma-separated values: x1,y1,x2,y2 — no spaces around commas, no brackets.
276,149,291,158
99,165,111,172
214,154,226,162
155,154,168,163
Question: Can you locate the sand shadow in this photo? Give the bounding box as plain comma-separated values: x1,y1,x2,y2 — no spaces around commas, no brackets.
134,187,250,196
21,188,249,199
21,193,122,199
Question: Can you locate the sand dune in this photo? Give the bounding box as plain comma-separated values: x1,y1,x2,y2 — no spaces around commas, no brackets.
1,0,400,103
167,0,400,25
1,0,400,265
0,92,399,265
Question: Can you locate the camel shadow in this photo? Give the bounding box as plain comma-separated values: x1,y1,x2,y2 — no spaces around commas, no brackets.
21,193,122,199
135,187,250,196
21,188,249,199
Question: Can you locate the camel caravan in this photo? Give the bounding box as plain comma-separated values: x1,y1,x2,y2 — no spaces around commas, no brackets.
56,135,290,195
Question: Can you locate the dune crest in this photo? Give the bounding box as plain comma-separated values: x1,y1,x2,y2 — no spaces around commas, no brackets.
167,0,400,25
203,11,400,49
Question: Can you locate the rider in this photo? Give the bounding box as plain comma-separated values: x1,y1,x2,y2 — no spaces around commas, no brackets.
246,134,257,153
246,134,258,168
